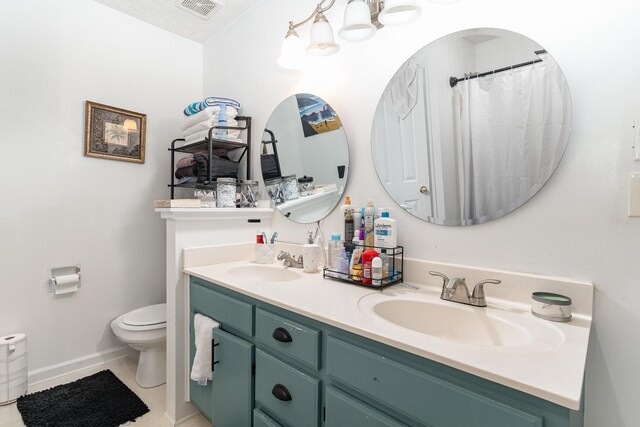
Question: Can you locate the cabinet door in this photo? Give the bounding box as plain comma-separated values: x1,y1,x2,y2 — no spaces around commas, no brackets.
325,387,407,427
211,328,254,427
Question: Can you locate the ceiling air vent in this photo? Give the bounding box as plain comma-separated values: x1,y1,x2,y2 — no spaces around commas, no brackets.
175,0,224,20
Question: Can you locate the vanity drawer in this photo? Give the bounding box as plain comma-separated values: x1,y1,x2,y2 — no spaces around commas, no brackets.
255,349,320,427
256,309,320,370
327,337,543,427
325,386,407,427
253,409,283,427
190,281,254,336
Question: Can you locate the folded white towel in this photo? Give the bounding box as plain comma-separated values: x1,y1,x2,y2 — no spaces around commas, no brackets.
182,106,239,131
185,129,242,144
183,118,239,138
190,313,220,386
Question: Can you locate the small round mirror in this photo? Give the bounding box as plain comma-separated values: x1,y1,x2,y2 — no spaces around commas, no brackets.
261,93,349,223
372,28,572,226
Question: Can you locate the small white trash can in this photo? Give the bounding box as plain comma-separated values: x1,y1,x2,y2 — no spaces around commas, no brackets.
0,333,27,405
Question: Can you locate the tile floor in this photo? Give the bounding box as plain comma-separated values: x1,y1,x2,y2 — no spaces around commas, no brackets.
0,356,211,427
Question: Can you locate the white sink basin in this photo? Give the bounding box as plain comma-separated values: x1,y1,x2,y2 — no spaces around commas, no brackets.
359,292,564,350
227,265,302,282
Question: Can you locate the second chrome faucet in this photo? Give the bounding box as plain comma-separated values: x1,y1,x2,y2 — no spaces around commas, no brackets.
429,271,501,307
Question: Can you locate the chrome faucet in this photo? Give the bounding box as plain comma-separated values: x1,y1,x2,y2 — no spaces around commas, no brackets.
428,271,501,307
277,251,304,269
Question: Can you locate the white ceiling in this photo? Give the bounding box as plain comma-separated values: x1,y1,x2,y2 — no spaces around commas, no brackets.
93,0,261,43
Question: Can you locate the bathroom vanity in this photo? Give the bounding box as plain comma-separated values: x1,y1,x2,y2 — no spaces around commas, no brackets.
184,252,591,427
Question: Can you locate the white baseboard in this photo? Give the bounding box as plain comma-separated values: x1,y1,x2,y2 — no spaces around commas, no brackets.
28,346,133,385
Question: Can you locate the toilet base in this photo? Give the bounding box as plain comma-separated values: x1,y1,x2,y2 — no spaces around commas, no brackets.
136,347,166,388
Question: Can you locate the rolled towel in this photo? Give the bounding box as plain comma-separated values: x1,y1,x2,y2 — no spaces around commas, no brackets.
191,313,220,385
185,129,242,144
184,97,241,116
176,155,196,170
182,106,239,130
183,118,239,139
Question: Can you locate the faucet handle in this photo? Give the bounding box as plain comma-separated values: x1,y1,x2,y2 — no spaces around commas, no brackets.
428,271,450,288
471,279,502,300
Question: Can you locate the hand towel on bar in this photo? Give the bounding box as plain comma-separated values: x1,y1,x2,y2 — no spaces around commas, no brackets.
182,106,239,129
183,118,239,138
185,129,242,144
191,313,220,386
184,97,241,116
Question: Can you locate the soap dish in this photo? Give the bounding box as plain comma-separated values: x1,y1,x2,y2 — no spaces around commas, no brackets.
531,292,572,322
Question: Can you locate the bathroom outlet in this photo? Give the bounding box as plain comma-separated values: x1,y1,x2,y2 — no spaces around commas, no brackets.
629,173,640,217
634,121,640,161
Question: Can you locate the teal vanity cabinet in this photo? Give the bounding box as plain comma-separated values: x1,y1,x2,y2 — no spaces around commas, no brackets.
188,276,583,427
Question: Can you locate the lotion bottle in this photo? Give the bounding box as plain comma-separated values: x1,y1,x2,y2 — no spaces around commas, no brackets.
341,197,355,243
374,211,397,248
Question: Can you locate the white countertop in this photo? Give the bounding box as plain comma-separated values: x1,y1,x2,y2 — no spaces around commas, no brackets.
184,253,592,411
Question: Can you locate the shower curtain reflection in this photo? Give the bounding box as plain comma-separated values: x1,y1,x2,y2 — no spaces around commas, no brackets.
452,54,571,224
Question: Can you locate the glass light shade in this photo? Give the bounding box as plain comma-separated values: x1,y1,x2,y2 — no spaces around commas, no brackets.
429,0,461,3
339,0,376,42
278,31,305,69
379,0,422,25
306,13,340,56
123,119,137,131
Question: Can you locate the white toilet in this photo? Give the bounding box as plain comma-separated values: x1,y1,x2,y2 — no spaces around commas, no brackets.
110,303,167,388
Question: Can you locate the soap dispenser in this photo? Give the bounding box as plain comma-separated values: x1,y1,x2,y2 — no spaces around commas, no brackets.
303,230,320,273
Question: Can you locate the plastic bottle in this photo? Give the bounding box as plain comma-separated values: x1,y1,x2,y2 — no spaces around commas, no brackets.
374,211,397,248
361,249,379,285
371,257,382,287
352,208,362,239
217,102,227,139
364,199,376,247
349,247,364,282
341,197,355,243
338,248,349,280
379,251,390,283
328,233,342,270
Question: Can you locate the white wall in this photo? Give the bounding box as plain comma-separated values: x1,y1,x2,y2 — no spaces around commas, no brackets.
0,0,202,374
203,0,640,425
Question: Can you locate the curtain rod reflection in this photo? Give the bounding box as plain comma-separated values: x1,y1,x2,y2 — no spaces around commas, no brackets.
449,49,547,88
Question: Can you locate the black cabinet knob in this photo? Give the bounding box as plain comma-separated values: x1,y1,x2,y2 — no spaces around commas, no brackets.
271,384,292,402
272,327,293,343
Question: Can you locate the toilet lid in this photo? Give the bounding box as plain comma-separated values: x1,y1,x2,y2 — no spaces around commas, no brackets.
122,303,166,327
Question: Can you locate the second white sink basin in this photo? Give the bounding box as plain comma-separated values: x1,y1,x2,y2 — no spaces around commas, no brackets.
359,291,564,350
227,265,302,282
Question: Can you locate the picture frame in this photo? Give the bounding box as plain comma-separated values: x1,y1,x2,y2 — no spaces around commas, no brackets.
295,93,342,138
84,101,146,163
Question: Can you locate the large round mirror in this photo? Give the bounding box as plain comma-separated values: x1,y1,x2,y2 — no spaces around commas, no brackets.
372,28,572,226
261,93,349,223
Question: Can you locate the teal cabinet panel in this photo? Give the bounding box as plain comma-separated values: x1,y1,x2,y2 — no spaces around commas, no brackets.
191,281,254,336
256,308,321,370
188,310,212,421
255,349,320,427
327,336,543,427
211,328,254,427
325,386,407,427
254,409,283,427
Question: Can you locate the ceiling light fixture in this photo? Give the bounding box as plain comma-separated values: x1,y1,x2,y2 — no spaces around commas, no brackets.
279,0,424,69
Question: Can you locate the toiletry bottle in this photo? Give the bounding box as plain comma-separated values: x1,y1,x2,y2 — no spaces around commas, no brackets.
217,102,227,139
361,249,379,285
379,251,390,283
371,257,382,287
364,199,376,247
328,233,342,271
342,197,355,243
338,248,349,280
352,208,362,240
374,211,397,248
349,246,363,282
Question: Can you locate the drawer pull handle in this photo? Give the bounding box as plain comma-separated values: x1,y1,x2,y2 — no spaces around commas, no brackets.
271,384,292,402
272,327,293,343
211,340,220,372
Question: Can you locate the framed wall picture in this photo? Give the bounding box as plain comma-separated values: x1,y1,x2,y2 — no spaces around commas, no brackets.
84,101,147,163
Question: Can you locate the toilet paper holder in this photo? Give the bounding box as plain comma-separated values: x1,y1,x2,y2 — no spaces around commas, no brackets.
49,265,81,294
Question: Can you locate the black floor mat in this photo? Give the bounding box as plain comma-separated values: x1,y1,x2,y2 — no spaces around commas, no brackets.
17,369,149,427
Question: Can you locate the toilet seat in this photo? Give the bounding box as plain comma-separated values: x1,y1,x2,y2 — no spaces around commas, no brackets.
118,303,166,331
